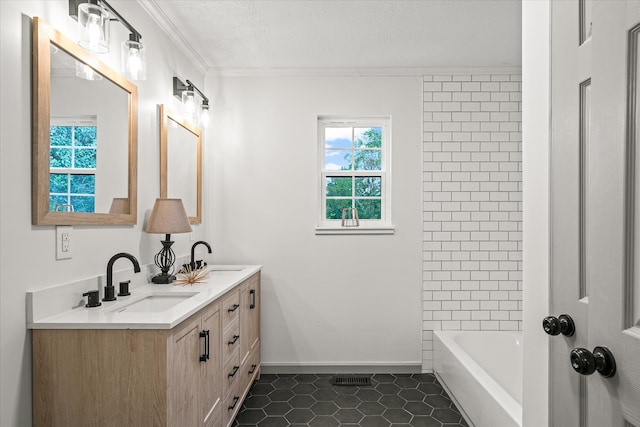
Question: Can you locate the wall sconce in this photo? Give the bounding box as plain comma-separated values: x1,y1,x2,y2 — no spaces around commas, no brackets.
69,0,146,80
173,77,210,128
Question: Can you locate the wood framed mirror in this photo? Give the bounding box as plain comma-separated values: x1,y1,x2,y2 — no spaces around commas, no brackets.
32,17,137,225
159,105,202,224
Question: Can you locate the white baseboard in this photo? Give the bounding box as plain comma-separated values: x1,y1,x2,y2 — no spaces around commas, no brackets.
260,362,422,375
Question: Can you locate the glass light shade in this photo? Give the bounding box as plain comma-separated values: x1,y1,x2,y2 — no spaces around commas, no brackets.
182,90,197,123
121,39,146,81
200,104,210,128
75,61,103,81
77,3,110,54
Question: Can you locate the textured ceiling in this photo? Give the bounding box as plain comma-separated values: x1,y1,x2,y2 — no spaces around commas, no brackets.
142,0,522,73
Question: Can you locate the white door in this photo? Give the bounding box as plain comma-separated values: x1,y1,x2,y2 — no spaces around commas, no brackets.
550,1,640,426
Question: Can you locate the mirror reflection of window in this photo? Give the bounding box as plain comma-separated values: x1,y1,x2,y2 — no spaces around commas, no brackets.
49,116,97,212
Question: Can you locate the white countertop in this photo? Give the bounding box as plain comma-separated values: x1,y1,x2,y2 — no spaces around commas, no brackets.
27,265,261,330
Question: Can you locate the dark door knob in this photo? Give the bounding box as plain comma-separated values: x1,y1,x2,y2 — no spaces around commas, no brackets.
542,314,575,336
570,346,616,378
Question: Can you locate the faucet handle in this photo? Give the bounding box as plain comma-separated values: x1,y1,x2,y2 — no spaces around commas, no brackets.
118,280,131,297
82,290,102,308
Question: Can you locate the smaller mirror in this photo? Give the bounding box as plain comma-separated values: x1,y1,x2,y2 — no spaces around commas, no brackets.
160,105,202,224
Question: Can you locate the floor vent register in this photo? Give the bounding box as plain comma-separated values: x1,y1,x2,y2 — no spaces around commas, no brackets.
329,375,372,386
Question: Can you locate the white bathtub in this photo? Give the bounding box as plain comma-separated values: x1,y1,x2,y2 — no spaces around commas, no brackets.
433,330,522,427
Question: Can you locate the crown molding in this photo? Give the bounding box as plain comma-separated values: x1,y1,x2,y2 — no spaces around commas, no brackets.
207,66,522,77
137,0,208,75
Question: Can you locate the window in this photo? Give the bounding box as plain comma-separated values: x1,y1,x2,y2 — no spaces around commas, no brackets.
317,116,393,234
49,117,97,213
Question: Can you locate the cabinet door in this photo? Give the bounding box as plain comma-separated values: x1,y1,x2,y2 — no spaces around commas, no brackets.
169,316,201,427
201,303,222,427
240,275,260,362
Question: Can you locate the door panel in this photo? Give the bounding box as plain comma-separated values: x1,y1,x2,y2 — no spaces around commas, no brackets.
550,1,591,425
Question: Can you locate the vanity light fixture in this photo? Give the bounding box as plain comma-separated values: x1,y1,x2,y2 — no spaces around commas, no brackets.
173,77,211,128
69,0,146,80
145,198,192,284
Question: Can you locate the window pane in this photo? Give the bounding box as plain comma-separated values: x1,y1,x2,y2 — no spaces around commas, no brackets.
326,177,352,197
325,127,353,149
49,195,68,211
74,148,97,168
354,127,382,148
70,174,95,194
50,148,72,168
74,126,97,146
354,150,381,170
70,195,95,213
50,126,72,146
326,199,352,220
325,149,352,171
355,177,381,197
50,173,68,193
356,199,381,220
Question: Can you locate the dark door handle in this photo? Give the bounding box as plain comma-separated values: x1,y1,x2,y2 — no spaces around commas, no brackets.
228,304,240,313
542,314,575,336
250,289,256,309
199,330,210,362
570,346,616,378
228,334,240,346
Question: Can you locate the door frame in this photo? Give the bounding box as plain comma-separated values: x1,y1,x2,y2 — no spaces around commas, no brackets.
522,1,551,427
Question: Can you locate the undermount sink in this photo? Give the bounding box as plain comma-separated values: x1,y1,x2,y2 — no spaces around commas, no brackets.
113,293,198,313
209,267,245,275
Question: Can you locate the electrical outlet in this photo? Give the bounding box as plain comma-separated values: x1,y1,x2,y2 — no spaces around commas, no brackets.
56,226,72,260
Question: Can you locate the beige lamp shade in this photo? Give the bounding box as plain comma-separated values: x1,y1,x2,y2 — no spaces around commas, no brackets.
109,198,130,214
145,198,192,234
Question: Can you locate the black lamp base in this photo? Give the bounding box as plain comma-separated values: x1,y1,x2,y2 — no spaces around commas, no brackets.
151,273,175,284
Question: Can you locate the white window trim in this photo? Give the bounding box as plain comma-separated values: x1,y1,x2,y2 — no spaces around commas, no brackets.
315,116,394,235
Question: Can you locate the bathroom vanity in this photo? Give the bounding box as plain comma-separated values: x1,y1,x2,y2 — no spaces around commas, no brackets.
28,265,261,427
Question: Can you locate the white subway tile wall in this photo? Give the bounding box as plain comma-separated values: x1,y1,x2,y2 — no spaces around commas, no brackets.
422,73,522,371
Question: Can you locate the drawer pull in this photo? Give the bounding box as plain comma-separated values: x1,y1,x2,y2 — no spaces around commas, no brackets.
228,396,240,410
228,334,240,346
250,289,256,309
227,304,240,313
228,365,240,378
199,330,209,362
248,364,257,374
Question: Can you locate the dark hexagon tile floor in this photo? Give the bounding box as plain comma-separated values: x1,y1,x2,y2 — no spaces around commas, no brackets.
232,373,469,426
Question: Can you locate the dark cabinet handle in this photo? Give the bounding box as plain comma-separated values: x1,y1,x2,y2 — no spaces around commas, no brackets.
228,304,240,313
199,330,210,362
228,396,240,410
228,365,240,378
248,364,257,374
228,334,240,346
542,314,575,336
250,289,256,309
570,346,616,378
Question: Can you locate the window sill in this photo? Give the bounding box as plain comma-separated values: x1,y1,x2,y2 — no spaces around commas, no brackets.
314,226,395,235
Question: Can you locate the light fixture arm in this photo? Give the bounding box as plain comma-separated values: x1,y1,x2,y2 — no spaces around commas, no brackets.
186,79,209,104
69,0,142,42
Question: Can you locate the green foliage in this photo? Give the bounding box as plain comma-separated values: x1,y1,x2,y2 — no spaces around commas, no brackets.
70,196,95,213
74,126,97,146
74,148,97,168
50,126,72,146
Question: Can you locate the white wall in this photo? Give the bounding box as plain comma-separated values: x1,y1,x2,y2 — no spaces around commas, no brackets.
522,1,550,426
207,74,423,370
0,1,206,425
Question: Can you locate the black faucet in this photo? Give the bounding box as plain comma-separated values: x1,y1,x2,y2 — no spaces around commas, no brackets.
189,241,212,270
105,253,141,301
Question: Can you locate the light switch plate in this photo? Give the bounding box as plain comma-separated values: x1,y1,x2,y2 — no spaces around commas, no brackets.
56,226,72,260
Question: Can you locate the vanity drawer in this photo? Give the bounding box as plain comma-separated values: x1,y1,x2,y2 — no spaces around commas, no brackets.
222,381,240,427
222,319,241,361
240,341,260,394
222,348,240,397
221,290,240,331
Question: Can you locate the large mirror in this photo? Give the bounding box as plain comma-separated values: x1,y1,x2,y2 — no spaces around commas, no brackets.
159,105,202,224
32,17,137,225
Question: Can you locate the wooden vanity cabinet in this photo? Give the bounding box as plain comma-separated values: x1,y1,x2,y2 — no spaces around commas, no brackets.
32,272,261,427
